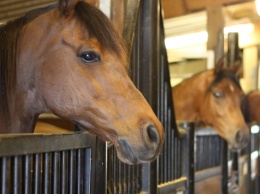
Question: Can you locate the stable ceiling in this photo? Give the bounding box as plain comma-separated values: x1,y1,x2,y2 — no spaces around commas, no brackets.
162,0,260,63
161,0,254,19
1,0,260,62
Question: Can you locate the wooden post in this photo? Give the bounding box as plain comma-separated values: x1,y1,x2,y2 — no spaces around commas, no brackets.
207,5,225,64
110,0,125,36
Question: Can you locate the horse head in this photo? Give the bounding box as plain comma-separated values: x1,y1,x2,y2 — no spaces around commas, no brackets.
200,59,249,149
0,0,164,164
173,58,249,150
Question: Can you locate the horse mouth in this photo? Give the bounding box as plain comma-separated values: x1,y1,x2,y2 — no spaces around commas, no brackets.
75,124,160,165
116,138,159,165
116,139,139,164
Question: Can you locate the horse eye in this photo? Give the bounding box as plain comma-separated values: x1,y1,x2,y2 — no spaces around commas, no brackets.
80,51,100,63
213,91,224,99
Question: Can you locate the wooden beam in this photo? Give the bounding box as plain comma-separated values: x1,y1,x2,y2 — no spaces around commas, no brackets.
161,0,186,19
162,0,253,18
207,5,225,64
186,0,251,10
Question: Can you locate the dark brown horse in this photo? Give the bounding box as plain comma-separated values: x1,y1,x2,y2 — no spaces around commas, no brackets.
241,90,260,124
172,59,249,150
0,0,164,164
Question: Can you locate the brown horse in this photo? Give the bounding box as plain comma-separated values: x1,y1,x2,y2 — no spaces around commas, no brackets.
241,90,260,124
172,59,249,150
0,0,164,165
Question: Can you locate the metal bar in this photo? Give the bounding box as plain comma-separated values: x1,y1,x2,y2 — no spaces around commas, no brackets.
13,156,21,194
69,150,76,194
43,153,51,194
2,157,11,194
246,131,252,194
23,155,32,194
84,148,91,194
92,138,106,194
33,154,41,194
221,140,228,194
0,133,95,157
61,151,68,194
76,149,82,194
52,152,60,194
181,122,195,194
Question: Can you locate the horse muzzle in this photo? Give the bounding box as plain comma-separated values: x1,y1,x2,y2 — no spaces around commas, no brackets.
230,129,249,150
116,123,164,165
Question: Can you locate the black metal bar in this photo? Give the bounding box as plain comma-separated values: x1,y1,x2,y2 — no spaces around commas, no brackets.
221,140,228,194
68,150,76,194
84,148,91,194
13,156,21,194
76,149,82,194
61,151,68,194
1,157,9,194
246,129,252,194
0,133,96,157
92,138,106,194
43,153,51,194
23,155,32,194
53,152,61,194
180,122,195,194
33,154,41,194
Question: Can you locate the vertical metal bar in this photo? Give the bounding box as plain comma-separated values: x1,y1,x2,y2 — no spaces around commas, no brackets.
246,130,252,194
33,154,41,194
181,122,195,194
23,155,32,194
61,151,68,194
13,156,21,194
113,148,117,193
69,150,75,194
43,153,51,194
52,152,60,194
84,148,91,194
76,149,82,194
1,157,11,194
92,138,106,194
221,140,228,194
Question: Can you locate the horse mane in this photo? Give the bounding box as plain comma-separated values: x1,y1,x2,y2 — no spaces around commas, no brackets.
0,4,56,114
207,69,242,92
0,2,127,115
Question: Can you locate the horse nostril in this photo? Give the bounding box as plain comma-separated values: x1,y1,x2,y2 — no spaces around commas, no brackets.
235,130,243,143
146,124,159,147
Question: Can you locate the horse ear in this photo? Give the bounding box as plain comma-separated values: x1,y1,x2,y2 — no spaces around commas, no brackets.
214,57,225,75
59,0,79,17
229,59,243,78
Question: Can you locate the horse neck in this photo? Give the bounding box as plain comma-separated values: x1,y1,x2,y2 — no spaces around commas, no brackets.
0,12,55,134
0,90,39,134
173,71,210,122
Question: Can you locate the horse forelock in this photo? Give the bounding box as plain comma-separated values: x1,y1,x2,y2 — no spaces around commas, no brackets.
74,2,128,69
207,69,242,92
